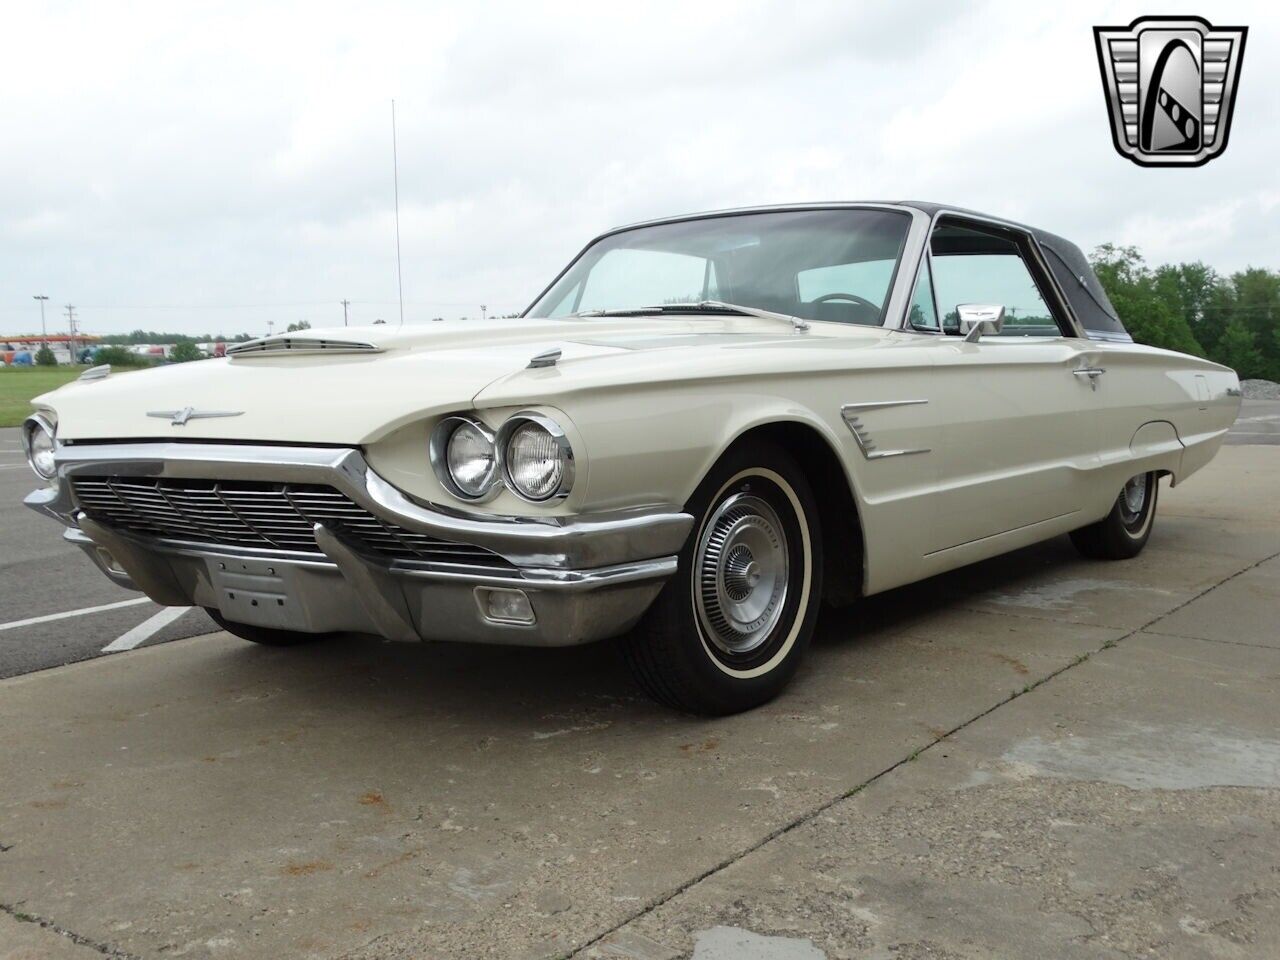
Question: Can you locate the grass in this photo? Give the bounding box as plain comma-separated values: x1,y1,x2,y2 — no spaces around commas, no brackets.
0,366,85,427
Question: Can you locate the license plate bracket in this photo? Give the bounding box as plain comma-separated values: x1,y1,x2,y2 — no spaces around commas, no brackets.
207,557,311,631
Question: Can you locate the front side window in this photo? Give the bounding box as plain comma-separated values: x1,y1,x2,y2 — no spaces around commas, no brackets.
906,258,940,331
528,209,912,326
930,223,1063,337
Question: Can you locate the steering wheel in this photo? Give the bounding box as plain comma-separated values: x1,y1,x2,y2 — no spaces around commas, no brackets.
813,292,879,311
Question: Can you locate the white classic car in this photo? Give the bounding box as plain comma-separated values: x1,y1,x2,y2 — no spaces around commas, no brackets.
24,203,1241,714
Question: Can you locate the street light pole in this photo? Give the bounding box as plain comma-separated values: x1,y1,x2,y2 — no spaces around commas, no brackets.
33,295,49,348
341,299,350,326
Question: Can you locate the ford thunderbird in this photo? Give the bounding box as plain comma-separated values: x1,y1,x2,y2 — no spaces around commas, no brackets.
23,203,1241,713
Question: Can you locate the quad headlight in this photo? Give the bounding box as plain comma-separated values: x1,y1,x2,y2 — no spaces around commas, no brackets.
430,411,574,504
431,416,499,500
501,414,574,502
22,413,58,482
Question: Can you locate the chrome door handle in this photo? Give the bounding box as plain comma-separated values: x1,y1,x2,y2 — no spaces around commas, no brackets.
1073,367,1106,390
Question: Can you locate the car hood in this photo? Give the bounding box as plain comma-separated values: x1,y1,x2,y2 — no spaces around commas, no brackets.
36,317,885,444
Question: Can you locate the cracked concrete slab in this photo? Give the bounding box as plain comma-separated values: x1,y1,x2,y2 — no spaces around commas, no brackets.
0,449,1277,959
579,634,1280,960
1143,556,1280,649
0,911,114,960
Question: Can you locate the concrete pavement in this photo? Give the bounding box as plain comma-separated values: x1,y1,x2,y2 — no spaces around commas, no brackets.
1,444,1277,959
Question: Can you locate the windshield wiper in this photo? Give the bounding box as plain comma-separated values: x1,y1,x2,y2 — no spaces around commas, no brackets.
572,301,810,333
570,307,664,318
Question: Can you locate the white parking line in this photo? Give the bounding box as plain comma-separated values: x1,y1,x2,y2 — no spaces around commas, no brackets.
0,597,153,633
103,606,193,652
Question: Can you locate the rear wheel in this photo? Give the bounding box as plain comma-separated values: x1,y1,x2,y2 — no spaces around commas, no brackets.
620,440,823,715
1070,472,1159,560
205,608,332,646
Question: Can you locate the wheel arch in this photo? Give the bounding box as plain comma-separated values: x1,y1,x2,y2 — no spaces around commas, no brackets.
704,418,866,607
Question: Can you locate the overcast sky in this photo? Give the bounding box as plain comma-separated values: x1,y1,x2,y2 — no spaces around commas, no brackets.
3,1,1277,338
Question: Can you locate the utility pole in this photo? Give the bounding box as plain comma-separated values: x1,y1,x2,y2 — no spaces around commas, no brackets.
33,295,49,347
480,304,487,321
341,299,350,326
64,304,77,363
266,320,274,337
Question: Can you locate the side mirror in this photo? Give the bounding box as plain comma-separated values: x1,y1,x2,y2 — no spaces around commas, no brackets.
957,304,1006,342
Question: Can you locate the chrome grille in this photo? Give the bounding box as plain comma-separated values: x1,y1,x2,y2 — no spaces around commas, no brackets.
70,476,511,568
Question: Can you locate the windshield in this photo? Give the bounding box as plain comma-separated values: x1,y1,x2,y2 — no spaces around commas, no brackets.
527,208,912,326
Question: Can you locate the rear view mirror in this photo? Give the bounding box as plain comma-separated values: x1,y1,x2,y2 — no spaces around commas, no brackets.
957,304,1006,342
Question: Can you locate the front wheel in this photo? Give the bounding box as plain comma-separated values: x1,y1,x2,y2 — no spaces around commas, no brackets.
1070,472,1159,560
620,440,823,715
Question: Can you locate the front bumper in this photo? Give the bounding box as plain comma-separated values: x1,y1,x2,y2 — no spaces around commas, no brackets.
26,443,693,647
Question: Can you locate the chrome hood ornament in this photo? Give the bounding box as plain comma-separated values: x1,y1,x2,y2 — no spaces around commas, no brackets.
147,407,244,427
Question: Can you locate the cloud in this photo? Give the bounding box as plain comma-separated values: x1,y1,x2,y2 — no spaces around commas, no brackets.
2,0,1277,336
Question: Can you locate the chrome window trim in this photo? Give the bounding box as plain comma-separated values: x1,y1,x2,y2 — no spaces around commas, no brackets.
523,203,929,330
894,208,1088,340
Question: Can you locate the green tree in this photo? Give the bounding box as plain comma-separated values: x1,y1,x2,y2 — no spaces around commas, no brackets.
169,341,204,363
34,346,57,366
1217,316,1265,378
1154,262,1219,350
286,320,311,333
1090,244,1204,356
92,345,148,367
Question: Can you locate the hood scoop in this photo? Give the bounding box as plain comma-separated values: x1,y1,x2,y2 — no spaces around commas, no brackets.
227,335,383,357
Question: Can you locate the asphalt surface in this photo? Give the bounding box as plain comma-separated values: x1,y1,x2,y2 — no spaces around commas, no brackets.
1227,397,1280,445
0,427,215,679
0,401,1275,681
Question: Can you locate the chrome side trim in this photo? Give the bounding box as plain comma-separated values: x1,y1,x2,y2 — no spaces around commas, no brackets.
840,400,931,460
840,399,931,413
43,442,692,570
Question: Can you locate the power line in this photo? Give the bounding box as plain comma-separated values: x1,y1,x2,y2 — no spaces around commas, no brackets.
64,304,77,358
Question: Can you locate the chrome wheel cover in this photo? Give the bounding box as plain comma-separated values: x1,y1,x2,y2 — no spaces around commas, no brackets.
1119,473,1148,525
694,493,789,656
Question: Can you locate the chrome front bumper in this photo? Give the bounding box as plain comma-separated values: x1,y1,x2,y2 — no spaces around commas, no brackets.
26,443,693,647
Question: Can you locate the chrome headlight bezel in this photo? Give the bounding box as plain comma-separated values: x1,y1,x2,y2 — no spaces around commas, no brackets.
498,412,575,503
429,415,501,502
21,413,59,482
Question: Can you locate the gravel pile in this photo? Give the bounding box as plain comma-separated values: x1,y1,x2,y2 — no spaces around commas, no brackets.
1241,379,1280,400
